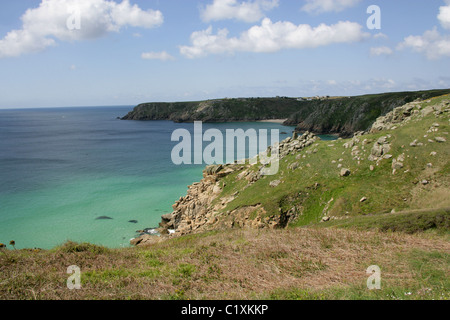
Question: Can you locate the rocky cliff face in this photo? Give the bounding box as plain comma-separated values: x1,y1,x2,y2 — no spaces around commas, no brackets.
131,132,319,246
286,90,450,138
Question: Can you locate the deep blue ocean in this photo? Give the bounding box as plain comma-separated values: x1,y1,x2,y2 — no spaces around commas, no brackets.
0,106,306,249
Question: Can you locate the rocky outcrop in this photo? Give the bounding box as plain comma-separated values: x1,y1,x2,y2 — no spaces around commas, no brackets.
368,136,392,162
370,99,450,133
370,102,417,133
130,131,319,246
277,131,318,158
161,132,318,236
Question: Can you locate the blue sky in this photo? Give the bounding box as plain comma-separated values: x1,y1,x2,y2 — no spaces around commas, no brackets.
0,0,449,108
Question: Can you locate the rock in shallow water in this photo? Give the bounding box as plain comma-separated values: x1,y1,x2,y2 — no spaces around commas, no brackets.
96,216,113,220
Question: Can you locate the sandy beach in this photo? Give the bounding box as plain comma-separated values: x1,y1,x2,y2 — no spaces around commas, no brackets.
257,119,288,124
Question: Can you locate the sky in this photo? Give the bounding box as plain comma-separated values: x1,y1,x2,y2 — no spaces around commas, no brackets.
0,0,449,109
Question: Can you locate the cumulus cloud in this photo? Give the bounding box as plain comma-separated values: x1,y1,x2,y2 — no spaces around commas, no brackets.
395,2,450,60
200,0,279,23
180,18,368,58
370,46,393,56
438,0,450,29
397,28,450,59
141,51,175,61
373,32,388,40
301,0,361,14
0,0,163,58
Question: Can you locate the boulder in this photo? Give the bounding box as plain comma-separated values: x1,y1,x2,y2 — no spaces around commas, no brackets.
392,161,404,170
288,162,300,170
369,136,391,160
217,168,235,178
204,165,223,176
270,180,282,188
130,234,163,246
160,213,175,229
340,168,351,177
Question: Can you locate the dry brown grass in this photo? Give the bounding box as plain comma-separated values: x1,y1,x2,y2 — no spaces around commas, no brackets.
1,227,448,300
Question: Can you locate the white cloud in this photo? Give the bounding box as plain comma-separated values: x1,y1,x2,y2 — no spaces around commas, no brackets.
394,2,450,60
201,0,279,23
438,0,450,29
398,28,450,60
0,0,163,58
370,46,393,56
141,51,175,61
180,18,368,58
301,0,361,14
373,32,388,40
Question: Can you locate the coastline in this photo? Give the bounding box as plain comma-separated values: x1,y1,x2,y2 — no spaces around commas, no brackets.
256,119,288,124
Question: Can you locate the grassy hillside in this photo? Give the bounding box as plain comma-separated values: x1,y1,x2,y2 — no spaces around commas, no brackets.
0,224,448,300
210,94,450,228
1,93,449,300
286,89,450,137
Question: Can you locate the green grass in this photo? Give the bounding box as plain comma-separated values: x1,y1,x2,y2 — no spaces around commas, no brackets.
210,94,449,230
315,209,450,235
265,248,449,300
1,226,449,300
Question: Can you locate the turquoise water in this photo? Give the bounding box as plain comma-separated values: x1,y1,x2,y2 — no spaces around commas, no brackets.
0,107,308,249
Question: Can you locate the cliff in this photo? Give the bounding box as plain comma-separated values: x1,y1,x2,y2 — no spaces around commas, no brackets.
122,89,450,138
284,89,450,137
121,97,302,122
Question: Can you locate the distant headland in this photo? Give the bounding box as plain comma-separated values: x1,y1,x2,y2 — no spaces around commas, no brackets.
122,89,450,138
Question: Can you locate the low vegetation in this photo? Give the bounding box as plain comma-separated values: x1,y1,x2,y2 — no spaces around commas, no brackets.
0,227,448,300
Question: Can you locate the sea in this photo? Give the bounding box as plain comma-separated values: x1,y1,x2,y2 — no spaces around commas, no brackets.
0,106,335,249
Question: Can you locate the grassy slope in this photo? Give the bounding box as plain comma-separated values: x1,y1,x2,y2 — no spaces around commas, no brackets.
1,95,449,300
216,94,450,227
286,89,450,135
0,228,448,300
